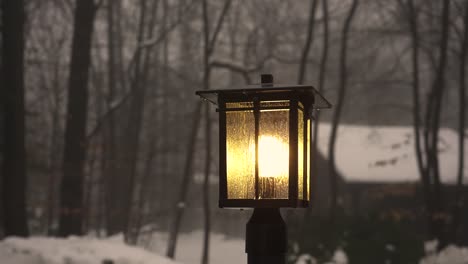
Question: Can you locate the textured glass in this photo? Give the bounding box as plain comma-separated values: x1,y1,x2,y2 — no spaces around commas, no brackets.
307,119,311,201
258,109,289,199
298,109,304,200
226,102,253,108
260,100,289,108
226,109,255,199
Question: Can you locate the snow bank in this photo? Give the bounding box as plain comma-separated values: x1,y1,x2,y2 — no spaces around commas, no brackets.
0,236,179,264
330,248,348,264
420,244,468,264
150,231,245,264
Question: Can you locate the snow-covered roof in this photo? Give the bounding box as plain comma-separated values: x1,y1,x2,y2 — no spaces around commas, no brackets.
317,123,468,184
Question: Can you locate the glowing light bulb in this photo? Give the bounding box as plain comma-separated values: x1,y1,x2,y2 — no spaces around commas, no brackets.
257,135,289,198
258,135,289,178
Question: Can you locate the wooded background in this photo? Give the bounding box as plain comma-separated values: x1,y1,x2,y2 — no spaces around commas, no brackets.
1,0,467,263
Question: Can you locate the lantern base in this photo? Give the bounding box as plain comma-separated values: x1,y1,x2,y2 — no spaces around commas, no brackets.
245,208,286,264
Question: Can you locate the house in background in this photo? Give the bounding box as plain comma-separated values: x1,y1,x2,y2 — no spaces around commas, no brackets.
315,123,468,242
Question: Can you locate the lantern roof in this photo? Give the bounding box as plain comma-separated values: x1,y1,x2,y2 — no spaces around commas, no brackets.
196,83,332,109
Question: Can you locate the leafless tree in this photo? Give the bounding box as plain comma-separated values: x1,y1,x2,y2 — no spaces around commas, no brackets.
451,0,467,244
311,0,329,207
58,0,97,236
328,0,359,221
1,0,29,237
166,0,232,261
399,0,453,246
297,0,318,85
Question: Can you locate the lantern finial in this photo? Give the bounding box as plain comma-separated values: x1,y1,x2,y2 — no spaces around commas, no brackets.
261,74,273,86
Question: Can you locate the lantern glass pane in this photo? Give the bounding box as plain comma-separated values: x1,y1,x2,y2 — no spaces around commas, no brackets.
298,109,304,200
258,104,289,199
226,102,253,109
307,119,311,201
226,107,255,199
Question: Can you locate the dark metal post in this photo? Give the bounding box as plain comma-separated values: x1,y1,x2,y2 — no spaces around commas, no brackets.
246,208,286,264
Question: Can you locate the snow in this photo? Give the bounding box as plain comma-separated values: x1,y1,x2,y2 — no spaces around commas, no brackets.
420,242,468,264
292,249,349,264
0,235,179,264
1,233,467,264
317,123,468,183
150,231,245,264
385,244,396,252
0,232,246,264
424,240,439,255
295,254,317,264
292,244,468,264
330,248,348,264
149,231,352,264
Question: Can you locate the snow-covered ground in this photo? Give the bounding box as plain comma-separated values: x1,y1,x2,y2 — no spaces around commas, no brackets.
0,235,179,264
420,240,468,264
1,233,467,264
149,231,245,264
148,231,353,264
0,231,246,264
0,232,346,264
317,124,468,183
293,248,348,264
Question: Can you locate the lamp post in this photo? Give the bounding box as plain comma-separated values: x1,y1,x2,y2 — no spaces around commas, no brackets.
196,74,331,264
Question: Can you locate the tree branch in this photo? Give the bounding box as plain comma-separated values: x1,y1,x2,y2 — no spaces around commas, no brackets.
208,0,232,53
298,0,318,84
85,88,133,143
210,55,271,84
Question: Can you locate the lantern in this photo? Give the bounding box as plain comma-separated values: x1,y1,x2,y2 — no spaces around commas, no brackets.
196,74,331,208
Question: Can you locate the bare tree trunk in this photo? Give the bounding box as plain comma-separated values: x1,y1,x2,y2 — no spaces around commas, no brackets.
122,0,163,244
451,1,468,243
83,128,99,233
201,2,212,263
166,11,200,259
297,0,318,85
159,0,170,227
121,0,147,242
103,0,118,236
166,0,231,260
403,0,437,240
166,102,202,259
405,0,430,216
328,0,359,221
1,0,29,237
134,123,158,240
127,0,160,244
201,105,211,264
58,0,96,237
227,1,240,86
400,0,452,246
311,0,329,208
113,0,127,96
427,0,450,246
104,0,131,237
47,53,63,236
201,1,231,263
302,0,325,238
134,85,159,239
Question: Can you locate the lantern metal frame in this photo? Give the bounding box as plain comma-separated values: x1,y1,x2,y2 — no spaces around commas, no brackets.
196,78,331,209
